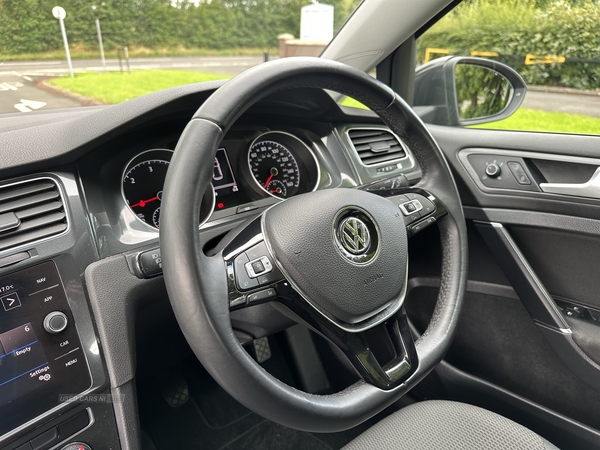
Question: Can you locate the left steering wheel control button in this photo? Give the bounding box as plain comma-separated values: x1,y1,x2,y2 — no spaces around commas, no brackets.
257,270,283,286
138,248,163,278
234,253,259,291
247,288,277,305
245,256,273,278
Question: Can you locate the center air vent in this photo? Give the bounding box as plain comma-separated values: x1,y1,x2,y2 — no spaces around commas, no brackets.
347,128,407,166
0,179,67,252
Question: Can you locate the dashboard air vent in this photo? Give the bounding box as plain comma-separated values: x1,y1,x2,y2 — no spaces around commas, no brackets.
0,179,67,252
347,128,407,166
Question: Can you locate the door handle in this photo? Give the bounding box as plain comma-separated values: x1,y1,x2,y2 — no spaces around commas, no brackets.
539,167,600,198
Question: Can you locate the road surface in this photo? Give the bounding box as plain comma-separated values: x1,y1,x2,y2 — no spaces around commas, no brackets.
0,71,81,114
0,56,265,77
0,56,264,114
522,90,600,118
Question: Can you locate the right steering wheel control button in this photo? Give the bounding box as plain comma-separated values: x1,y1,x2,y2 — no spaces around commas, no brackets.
234,253,259,291
405,193,436,217
399,201,422,225
408,216,437,236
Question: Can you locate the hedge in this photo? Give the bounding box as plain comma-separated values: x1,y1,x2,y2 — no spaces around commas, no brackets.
0,0,360,54
418,0,600,89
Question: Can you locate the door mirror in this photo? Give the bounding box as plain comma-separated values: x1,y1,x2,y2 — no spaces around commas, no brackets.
413,56,526,127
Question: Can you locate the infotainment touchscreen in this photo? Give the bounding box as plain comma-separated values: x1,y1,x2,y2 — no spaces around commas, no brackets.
0,261,91,438
0,322,52,405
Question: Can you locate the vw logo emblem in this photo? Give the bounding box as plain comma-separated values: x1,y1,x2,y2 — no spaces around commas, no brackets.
338,217,371,255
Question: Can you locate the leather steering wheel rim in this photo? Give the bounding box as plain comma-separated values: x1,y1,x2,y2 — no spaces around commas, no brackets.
160,57,468,432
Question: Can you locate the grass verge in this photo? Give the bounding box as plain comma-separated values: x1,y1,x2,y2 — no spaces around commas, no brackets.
341,97,600,135
49,70,231,104
471,108,600,135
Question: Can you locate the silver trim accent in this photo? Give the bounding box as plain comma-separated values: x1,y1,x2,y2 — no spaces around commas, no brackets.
247,131,321,199
223,232,264,261
0,176,71,258
121,148,216,231
535,320,573,335
540,167,600,199
261,212,408,333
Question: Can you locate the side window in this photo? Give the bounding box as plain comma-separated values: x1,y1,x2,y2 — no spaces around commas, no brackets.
416,0,600,135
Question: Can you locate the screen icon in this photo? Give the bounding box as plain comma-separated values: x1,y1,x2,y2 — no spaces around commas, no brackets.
1,292,21,311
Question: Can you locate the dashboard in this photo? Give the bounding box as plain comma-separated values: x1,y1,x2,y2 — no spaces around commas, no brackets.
0,84,422,450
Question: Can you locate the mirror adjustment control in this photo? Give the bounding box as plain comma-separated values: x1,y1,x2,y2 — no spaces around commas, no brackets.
43,311,68,334
485,163,501,178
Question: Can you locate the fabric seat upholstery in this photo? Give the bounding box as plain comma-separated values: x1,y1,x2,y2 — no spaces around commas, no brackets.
343,400,559,450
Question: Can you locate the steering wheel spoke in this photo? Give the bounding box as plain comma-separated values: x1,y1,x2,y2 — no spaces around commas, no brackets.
277,286,418,389
340,312,418,389
217,215,286,310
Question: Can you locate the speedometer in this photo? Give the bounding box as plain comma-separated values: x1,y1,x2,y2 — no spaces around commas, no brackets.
248,140,300,198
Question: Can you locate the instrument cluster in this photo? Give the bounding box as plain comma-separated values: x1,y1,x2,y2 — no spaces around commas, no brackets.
121,130,320,229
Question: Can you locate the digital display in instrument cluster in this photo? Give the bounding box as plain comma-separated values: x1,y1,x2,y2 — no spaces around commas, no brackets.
212,147,241,210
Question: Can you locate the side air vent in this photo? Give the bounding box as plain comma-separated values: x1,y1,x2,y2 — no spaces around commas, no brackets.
347,128,407,166
0,179,67,252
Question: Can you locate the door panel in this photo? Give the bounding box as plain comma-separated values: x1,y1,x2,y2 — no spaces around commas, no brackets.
405,125,600,447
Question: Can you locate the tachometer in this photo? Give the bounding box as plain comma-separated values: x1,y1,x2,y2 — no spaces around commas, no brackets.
122,149,215,229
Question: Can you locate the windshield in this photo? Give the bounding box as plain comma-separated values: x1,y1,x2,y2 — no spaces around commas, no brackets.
0,0,361,115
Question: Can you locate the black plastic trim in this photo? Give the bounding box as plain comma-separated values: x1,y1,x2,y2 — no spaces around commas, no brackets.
474,221,568,331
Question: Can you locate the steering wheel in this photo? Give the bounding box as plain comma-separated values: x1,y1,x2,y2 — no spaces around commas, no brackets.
160,57,468,432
